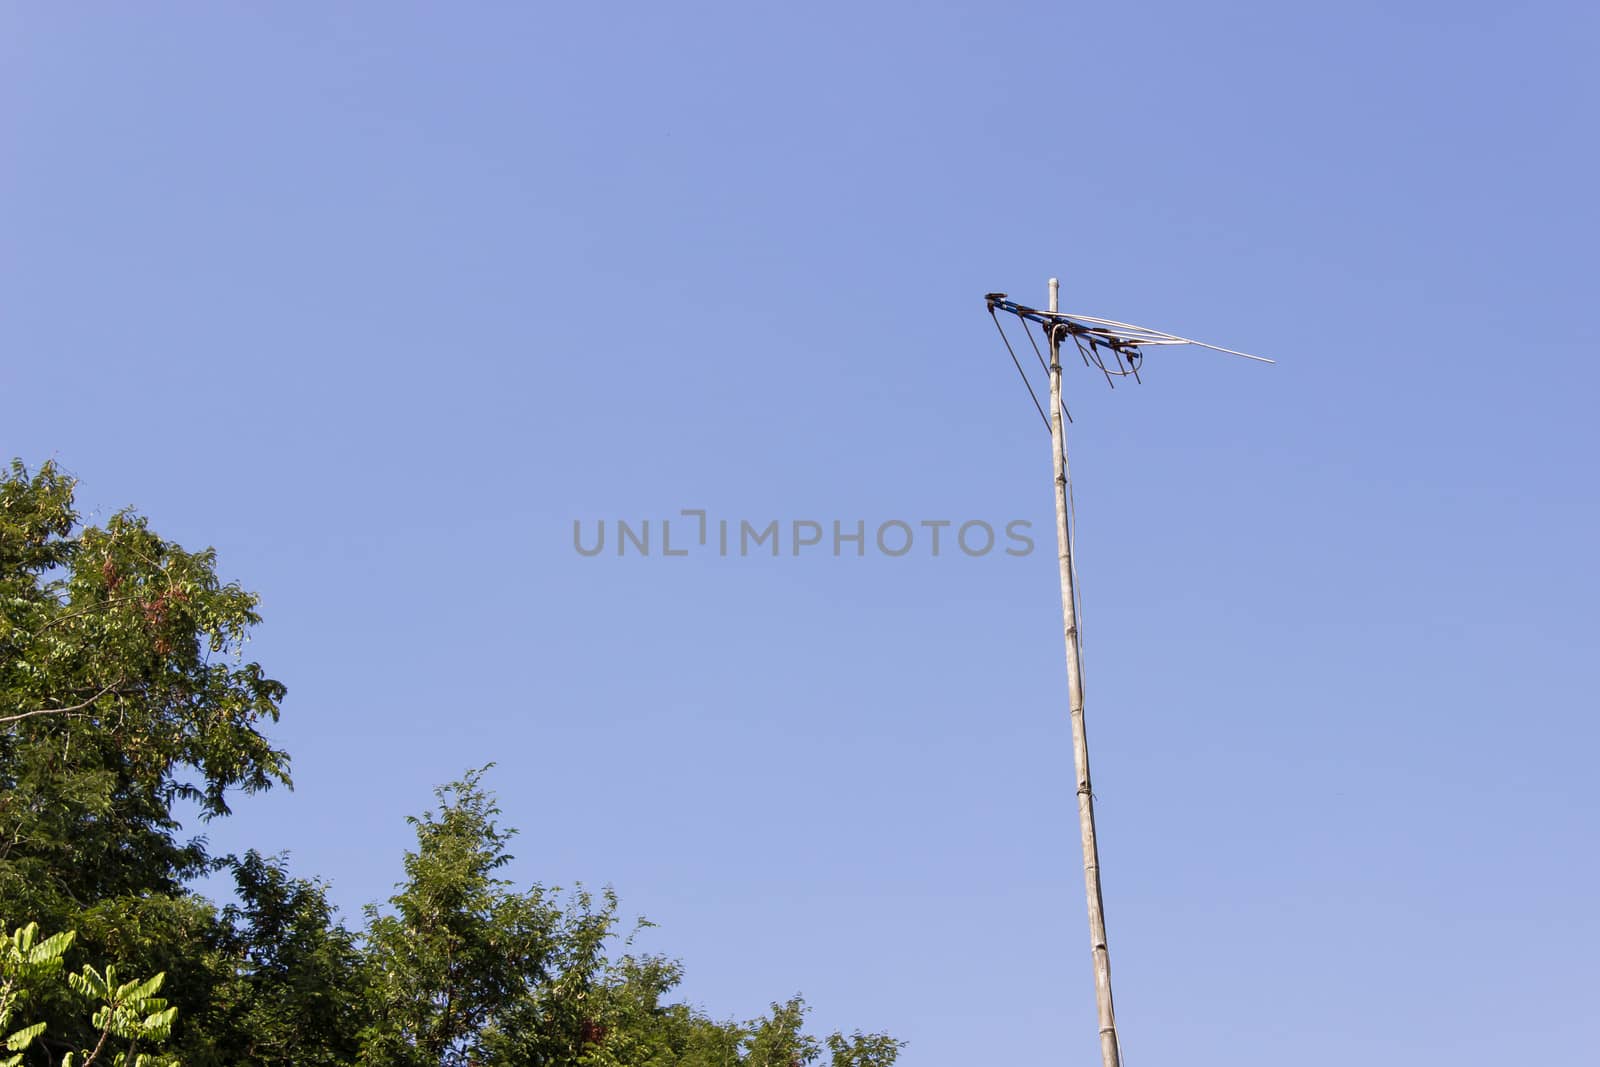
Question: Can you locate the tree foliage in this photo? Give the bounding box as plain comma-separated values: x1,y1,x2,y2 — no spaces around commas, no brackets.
0,461,901,1066
1,458,289,904
362,771,903,1067
205,852,367,1066
2,922,177,1067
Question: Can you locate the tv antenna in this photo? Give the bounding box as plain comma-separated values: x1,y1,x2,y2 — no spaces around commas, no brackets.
985,280,1272,1067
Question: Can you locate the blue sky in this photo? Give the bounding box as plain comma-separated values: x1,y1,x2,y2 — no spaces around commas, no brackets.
3,3,1597,1063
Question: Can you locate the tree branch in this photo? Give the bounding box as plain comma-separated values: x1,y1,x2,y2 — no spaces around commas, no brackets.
79,1020,113,1067
0,682,120,726
32,593,148,634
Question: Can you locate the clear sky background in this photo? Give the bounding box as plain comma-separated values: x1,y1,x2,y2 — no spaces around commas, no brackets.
3,3,1597,1064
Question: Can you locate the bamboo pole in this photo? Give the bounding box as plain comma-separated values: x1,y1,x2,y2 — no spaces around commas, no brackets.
1047,276,1121,1067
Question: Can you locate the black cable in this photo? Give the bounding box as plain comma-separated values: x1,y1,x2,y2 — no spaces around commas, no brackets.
1021,315,1051,378
989,307,1050,431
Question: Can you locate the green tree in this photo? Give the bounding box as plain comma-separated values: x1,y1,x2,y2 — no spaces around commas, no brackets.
362,770,902,1067
202,852,367,1067
360,769,560,1067
2,461,900,1066
0,460,290,1062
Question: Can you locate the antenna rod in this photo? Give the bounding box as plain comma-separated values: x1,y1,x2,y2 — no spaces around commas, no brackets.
1047,276,1122,1067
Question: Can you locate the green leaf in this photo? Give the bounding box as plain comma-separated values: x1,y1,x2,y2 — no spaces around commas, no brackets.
26,930,75,965
4,1021,45,1051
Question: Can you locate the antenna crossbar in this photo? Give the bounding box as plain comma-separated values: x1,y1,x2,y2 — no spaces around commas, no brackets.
985,293,1276,365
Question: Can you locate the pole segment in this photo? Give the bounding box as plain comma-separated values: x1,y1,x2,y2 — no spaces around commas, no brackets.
1047,277,1121,1067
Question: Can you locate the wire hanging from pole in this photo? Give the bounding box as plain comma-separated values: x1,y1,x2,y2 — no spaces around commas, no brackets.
1024,317,1073,425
